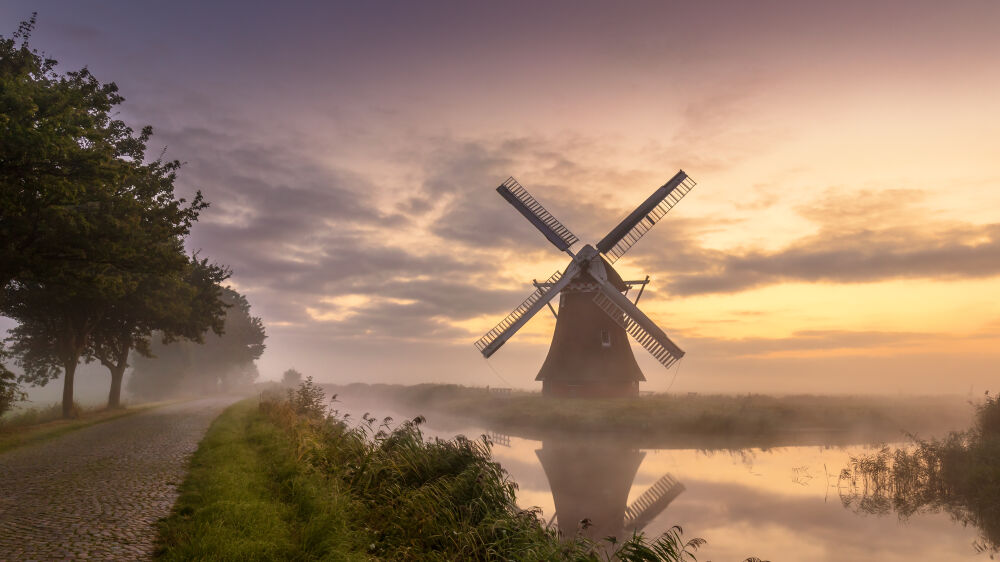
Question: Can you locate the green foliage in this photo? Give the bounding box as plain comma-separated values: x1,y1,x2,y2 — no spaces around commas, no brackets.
156,400,358,561
0,347,26,416
841,392,1000,555
5,315,65,388
128,287,266,399
974,391,1000,440
610,528,705,562
287,376,327,418
249,383,707,561
88,254,231,408
1,15,223,415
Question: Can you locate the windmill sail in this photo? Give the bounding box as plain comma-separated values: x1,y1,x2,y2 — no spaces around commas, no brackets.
596,171,696,263
497,177,580,252
475,264,578,358
623,473,685,530
592,287,684,369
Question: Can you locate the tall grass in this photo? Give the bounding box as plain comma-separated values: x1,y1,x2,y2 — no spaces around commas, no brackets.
840,392,1000,555
257,378,712,561
1,401,87,427
156,399,357,560
0,401,163,454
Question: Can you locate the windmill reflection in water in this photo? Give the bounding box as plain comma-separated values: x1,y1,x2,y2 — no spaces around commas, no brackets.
489,432,685,542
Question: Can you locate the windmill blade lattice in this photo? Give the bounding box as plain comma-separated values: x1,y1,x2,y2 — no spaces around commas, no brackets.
623,473,686,530
597,171,696,263
592,290,683,368
496,177,580,252
475,269,568,358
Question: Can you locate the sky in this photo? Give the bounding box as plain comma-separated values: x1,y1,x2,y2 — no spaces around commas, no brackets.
4,1,1000,394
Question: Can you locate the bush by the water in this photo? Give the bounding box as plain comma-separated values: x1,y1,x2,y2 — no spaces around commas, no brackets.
259,382,711,561
840,392,1000,555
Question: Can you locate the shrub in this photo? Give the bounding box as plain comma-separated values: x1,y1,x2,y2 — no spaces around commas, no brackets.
841,392,1000,555
286,376,327,418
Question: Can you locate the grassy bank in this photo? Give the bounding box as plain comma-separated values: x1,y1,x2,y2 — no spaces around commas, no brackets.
0,400,176,454
157,384,717,561
156,398,355,560
325,383,972,447
841,392,1000,555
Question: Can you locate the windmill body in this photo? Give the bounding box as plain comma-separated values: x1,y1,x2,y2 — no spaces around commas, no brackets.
536,253,644,397
475,172,696,398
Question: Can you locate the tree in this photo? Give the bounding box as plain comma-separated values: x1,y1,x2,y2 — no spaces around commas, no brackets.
282,368,303,387
1,17,209,417
0,345,26,416
128,287,266,399
1,14,137,285
88,256,230,409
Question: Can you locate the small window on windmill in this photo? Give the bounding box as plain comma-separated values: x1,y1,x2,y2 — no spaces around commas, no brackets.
601,329,611,347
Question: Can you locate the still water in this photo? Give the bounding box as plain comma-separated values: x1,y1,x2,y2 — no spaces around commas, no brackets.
338,401,989,561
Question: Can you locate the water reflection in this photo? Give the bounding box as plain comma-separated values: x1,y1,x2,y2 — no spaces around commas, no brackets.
839,448,1000,557
490,431,988,561
333,398,989,560
534,438,684,540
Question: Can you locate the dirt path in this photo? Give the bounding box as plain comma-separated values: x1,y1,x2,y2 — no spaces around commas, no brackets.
0,397,238,561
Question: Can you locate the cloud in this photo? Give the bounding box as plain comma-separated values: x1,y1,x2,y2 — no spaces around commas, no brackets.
682,329,982,359
147,112,1000,351
153,125,618,342
654,188,1000,296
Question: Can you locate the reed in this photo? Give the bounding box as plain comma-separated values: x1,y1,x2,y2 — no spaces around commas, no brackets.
840,392,1000,555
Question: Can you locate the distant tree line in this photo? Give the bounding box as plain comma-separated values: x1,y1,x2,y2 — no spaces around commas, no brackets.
0,15,265,417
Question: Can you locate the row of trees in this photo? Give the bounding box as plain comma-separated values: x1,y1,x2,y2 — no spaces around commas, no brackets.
128,288,267,400
1,16,264,417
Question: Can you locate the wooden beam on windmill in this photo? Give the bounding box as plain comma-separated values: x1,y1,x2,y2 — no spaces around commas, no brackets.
533,279,559,319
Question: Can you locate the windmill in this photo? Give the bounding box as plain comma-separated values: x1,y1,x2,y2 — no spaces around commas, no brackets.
474,170,696,397
537,438,685,541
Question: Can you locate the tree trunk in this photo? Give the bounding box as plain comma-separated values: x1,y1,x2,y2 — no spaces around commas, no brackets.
107,366,126,409
104,338,131,410
62,359,77,418
60,317,90,419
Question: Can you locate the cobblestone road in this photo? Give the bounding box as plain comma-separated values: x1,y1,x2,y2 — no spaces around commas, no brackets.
0,397,237,561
